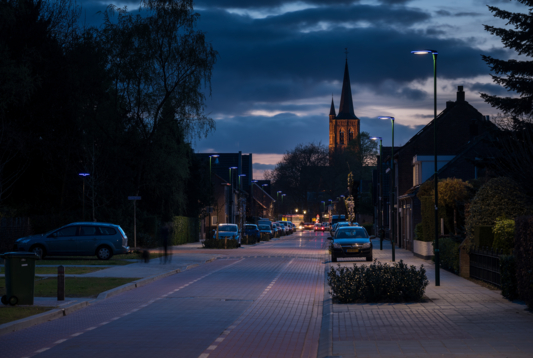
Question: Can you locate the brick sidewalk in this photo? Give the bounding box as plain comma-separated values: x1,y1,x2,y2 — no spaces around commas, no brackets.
328,239,533,357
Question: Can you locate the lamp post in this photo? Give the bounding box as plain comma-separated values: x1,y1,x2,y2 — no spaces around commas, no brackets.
262,183,269,218
371,136,383,250
208,155,219,235
411,49,440,286
379,117,395,262
79,173,90,221
251,180,258,221
281,194,286,216
277,191,282,218
229,167,237,223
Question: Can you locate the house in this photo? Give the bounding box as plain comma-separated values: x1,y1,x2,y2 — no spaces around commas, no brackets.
373,86,494,251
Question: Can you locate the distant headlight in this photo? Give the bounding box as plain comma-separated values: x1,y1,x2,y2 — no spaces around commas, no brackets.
333,243,341,249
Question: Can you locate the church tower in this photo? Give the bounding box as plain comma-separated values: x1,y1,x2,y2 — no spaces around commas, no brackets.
329,59,360,156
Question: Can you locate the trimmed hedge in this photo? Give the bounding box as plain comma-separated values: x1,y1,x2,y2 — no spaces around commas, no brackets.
171,216,199,245
492,217,515,254
327,260,429,303
437,236,461,274
500,255,518,301
241,234,258,245
514,216,533,309
420,196,452,242
203,238,239,249
473,226,494,248
260,233,271,241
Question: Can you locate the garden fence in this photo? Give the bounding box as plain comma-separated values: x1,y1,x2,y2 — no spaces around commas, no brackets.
469,247,503,288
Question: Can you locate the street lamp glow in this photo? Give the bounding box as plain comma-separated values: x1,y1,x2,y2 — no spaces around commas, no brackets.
277,191,282,194
209,154,219,158
262,184,268,187
229,166,237,169
79,173,90,177
251,180,258,183
370,136,382,141
411,49,438,55
379,116,395,121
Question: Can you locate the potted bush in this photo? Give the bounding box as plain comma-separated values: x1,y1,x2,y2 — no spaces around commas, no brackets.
413,222,434,260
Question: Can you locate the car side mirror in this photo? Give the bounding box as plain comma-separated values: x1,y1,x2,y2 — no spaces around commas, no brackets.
327,236,333,240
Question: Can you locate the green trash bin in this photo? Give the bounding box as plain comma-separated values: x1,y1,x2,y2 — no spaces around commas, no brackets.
1,252,39,306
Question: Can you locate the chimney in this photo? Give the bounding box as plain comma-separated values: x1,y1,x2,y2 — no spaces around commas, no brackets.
457,86,465,102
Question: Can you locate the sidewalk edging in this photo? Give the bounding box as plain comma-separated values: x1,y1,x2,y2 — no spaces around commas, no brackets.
317,261,333,358
0,256,219,335
0,299,91,336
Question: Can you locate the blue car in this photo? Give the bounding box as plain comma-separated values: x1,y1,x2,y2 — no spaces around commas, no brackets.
258,224,273,240
244,224,260,239
14,222,129,260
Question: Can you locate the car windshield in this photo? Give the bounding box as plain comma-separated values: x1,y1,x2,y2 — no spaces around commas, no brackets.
336,228,368,239
245,225,257,229
219,225,237,232
258,225,270,230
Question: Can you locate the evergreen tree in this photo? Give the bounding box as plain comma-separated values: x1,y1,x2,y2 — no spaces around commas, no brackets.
481,0,533,117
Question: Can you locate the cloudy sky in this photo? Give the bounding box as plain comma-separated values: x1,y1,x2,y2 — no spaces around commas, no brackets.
82,0,520,178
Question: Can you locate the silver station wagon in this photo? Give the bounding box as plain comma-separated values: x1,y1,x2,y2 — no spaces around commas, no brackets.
14,222,129,260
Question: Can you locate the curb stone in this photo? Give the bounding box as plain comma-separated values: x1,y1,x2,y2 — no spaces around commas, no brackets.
317,261,333,358
0,300,91,336
0,256,219,335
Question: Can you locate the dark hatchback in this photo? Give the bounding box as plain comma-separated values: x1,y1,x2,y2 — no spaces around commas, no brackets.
244,224,260,239
328,227,372,262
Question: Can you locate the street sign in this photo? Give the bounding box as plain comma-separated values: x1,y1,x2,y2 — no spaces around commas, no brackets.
128,196,141,200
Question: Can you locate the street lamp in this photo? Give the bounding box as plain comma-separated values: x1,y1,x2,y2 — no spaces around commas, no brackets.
251,180,258,220
411,49,440,286
79,173,90,221
371,136,383,250
378,116,395,262
238,174,246,189
209,155,219,179
229,167,238,223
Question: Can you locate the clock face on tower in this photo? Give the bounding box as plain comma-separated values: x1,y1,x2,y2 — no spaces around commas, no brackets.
329,59,360,157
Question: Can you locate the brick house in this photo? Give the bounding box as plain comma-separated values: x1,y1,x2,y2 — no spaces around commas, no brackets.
374,86,494,251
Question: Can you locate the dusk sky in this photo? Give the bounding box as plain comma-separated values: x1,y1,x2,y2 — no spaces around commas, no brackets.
81,0,519,178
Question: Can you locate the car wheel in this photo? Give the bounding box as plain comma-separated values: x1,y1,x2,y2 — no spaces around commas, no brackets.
331,254,337,262
1,295,8,305
96,246,113,260
8,296,18,306
366,254,373,262
30,245,46,260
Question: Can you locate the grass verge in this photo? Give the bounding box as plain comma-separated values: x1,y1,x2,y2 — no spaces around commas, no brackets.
34,267,107,275
0,306,54,325
0,277,139,298
38,257,132,266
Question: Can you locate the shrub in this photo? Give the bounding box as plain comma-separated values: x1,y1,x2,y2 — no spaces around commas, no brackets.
420,196,451,241
473,226,494,248
492,217,515,254
414,223,423,241
437,236,461,274
327,260,429,303
500,255,518,301
241,234,258,245
171,216,200,245
514,216,533,309
466,177,531,245
203,238,239,249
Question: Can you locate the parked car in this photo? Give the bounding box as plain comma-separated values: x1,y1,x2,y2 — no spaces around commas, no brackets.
244,224,260,239
328,226,372,262
287,222,296,231
258,224,273,240
213,224,241,246
272,222,284,236
14,222,129,260
277,221,292,234
331,222,351,236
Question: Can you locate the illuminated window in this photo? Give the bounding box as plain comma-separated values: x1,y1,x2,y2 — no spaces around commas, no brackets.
349,129,354,142
339,130,345,145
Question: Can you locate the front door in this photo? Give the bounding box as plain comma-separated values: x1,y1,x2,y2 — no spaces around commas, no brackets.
45,226,78,255
76,226,99,255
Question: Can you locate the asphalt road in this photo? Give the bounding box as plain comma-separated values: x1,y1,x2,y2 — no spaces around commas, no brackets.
2,230,328,358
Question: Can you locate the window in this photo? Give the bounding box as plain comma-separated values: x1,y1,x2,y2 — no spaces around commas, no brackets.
339,130,345,145
99,226,117,235
80,226,99,236
349,129,354,142
336,228,368,238
52,226,77,237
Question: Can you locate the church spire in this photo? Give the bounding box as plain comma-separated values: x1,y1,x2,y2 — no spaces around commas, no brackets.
329,96,336,117
337,59,358,119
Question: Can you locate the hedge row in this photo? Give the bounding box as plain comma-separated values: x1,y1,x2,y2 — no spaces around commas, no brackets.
514,216,533,309
327,260,429,303
203,238,239,249
437,236,461,274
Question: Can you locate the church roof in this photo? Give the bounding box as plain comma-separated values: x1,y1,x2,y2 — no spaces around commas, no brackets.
337,59,358,120
329,97,336,117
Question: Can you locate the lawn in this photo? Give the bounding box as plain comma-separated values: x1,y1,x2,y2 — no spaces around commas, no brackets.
0,306,54,325
34,267,107,275
0,277,139,298
36,252,164,266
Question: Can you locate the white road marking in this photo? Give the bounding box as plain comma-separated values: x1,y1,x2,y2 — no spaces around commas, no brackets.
54,339,67,344
71,332,83,337
35,348,50,353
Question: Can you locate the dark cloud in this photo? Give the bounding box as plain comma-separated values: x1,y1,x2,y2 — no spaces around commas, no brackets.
194,113,421,154
435,10,481,17
196,0,358,9
253,163,276,170
469,82,512,96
